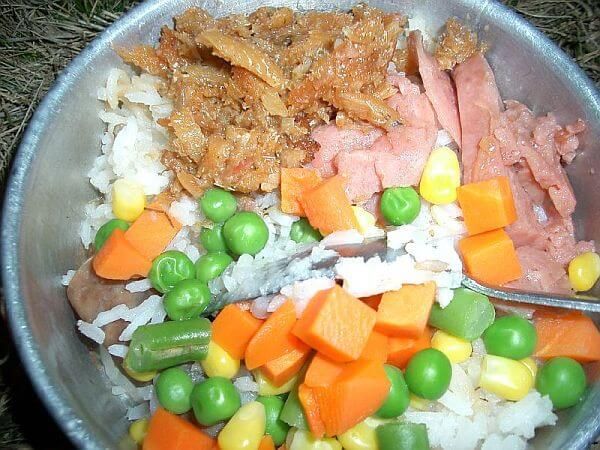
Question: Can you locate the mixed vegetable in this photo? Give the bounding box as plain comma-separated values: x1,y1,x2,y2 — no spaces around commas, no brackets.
84,163,600,450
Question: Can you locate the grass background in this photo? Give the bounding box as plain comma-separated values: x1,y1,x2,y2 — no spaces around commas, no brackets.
0,0,598,448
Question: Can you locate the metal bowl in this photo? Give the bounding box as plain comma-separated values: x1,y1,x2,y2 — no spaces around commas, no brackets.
2,0,599,448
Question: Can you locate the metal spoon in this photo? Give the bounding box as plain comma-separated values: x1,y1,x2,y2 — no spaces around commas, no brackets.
207,237,600,314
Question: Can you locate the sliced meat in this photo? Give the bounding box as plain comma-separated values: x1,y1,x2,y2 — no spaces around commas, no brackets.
470,136,507,182
452,53,503,183
543,207,595,265
409,31,462,147
504,167,546,249
335,150,382,202
386,78,437,129
67,258,148,346
374,127,436,187
492,101,577,218
506,246,571,294
310,123,382,177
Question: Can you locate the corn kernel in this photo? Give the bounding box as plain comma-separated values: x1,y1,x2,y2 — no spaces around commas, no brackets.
520,357,538,379
409,393,432,411
338,419,378,450
288,428,342,450
201,341,240,379
255,370,298,396
419,146,461,205
480,354,534,401
431,330,473,364
218,401,266,450
123,359,157,383
352,206,379,235
129,418,148,444
568,252,600,292
112,178,145,222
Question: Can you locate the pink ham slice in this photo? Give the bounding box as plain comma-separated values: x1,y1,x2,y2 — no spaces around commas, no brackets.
453,53,503,183
506,246,572,294
309,74,438,203
310,124,382,178
409,31,462,147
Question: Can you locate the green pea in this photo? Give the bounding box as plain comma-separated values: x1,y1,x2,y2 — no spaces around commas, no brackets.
94,219,129,251
199,223,228,252
163,279,211,321
190,377,241,426
405,348,451,400
380,187,421,226
223,212,269,256
257,396,290,446
376,365,410,419
536,357,587,409
290,218,322,244
195,252,233,283
155,367,193,414
376,422,430,450
200,188,237,223
149,250,195,294
483,315,537,360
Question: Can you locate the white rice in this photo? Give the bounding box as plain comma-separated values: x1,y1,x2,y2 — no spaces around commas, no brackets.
77,320,105,345
125,278,153,293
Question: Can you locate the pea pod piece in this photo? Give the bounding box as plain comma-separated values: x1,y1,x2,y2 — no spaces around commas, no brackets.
257,396,290,446
125,318,211,372
279,387,308,430
428,288,495,341
376,422,430,450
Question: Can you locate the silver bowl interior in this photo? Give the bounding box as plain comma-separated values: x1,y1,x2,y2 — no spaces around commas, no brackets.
2,0,600,449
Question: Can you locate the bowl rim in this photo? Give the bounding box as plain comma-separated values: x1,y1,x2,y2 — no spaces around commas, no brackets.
2,0,600,448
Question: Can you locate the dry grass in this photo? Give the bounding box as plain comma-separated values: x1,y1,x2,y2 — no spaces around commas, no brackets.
0,0,598,446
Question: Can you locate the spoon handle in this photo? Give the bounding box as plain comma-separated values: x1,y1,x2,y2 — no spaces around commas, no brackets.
462,276,600,313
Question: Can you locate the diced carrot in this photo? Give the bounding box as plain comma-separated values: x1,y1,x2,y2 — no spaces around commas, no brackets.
375,283,436,338
246,301,298,370
304,353,345,388
387,327,432,369
311,359,390,437
212,305,263,360
258,435,276,450
92,228,152,280
293,286,376,362
362,294,382,310
143,408,215,450
457,176,517,235
262,339,312,387
458,228,522,285
280,168,322,216
124,210,182,260
359,330,388,362
298,384,327,438
299,175,360,235
534,310,600,362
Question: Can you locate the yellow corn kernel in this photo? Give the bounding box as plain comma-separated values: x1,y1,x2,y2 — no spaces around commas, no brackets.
568,252,600,292
123,359,157,383
352,206,378,235
409,393,432,411
480,354,534,401
520,357,538,379
419,146,461,205
255,370,298,396
201,341,240,379
288,429,342,450
129,418,148,444
337,419,378,450
112,178,145,222
218,401,266,450
431,330,473,364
